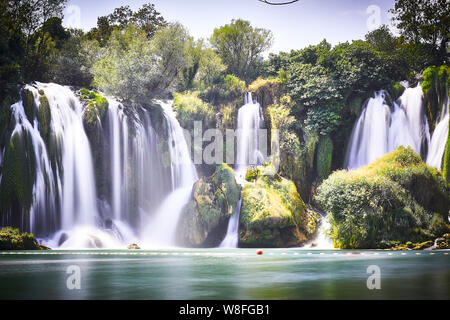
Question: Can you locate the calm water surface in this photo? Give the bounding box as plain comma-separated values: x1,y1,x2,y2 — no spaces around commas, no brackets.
0,249,449,299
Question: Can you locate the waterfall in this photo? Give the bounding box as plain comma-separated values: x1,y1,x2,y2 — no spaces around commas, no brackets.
345,84,431,169
427,98,449,168
9,89,57,235
220,92,265,248
1,83,188,248
219,199,242,248
141,101,198,247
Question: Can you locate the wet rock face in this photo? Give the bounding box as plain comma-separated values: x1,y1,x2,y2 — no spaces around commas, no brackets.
239,173,316,248
176,164,241,247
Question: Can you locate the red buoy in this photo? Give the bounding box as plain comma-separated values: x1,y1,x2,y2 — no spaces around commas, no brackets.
256,249,263,255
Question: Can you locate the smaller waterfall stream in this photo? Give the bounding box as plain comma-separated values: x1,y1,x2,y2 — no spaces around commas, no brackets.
345,84,436,170
142,101,198,247
426,98,449,168
220,93,264,248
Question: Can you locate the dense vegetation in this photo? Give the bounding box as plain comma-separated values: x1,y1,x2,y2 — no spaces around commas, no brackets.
0,0,448,249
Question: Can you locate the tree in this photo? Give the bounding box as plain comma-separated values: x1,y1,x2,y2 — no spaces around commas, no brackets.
390,0,449,64
197,49,226,86
365,25,398,54
210,19,273,82
87,3,167,45
49,29,98,86
92,23,188,102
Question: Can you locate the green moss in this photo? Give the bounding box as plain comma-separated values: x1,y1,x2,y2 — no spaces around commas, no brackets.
0,227,49,250
0,132,35,212
245,166,260,182
80,89,108,128
316,135,333,181
316,146,450,249
173,91,215,131
390,82,406,101
22,88,35,123
239,172,313,247
422,65,449,130
177,164,241,247
248,77,281,107
443,119,450,183
0,94,16,149
37,95,51,147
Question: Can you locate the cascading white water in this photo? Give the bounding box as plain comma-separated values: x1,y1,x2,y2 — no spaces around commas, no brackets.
35,83,99,230
108,99,124,221
427,98,449,168
220,92,264,248
219,199,242,248
235,92,265,179
345,84,431,169
8,89,57,235
142,101,198,247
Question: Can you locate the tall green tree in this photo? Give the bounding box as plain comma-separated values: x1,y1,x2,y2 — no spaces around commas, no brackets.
210,19,273,82
87,3,166,46
390,0,449,64
92,23,188,102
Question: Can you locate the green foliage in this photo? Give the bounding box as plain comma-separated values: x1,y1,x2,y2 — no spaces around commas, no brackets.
316,135,333,180
443,119,450,183
390,81,406,100
86,3,167,45
199,74,247,106
92,23,189,102
0,132,36,211
80,88,109,129
173,91,215,131
0,226,47,250
248,77,281,107
245,166,260,182
422,65,449,128
197,48,226,86
49,29,97,87
177,164,241,247
390,0,449,65
211,19,273,82
21,89,36,123
37,94,51,147
239,173,313,247
316,146,450,249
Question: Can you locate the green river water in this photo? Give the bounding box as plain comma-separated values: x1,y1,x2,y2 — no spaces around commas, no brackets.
0,248,449,299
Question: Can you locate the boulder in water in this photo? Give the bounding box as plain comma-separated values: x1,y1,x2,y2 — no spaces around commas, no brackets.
127,243,140,250
176,164,241,247
58,232,68,246
239,172,318,248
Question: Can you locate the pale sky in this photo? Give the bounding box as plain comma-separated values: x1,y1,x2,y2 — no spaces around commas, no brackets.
63,0,397,54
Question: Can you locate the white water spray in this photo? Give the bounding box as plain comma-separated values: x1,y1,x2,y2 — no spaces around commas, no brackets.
220,93,265,248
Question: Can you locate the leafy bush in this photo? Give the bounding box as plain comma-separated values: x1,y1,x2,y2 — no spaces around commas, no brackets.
316,146,450,248
0,227,47,250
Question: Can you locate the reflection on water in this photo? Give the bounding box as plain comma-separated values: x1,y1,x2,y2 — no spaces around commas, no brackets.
0,249,449,299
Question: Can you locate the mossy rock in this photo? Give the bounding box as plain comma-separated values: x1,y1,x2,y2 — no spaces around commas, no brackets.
177,164,241,247
443,119,450,183
239,172,314,248
389,82,406,101
422,65,449,131
316,146,450,249
22,88,36,123
249,77,281,108
37,95,51,147
0,132,35,213
0,94,16,149
0,227,49,250
316,135,333,181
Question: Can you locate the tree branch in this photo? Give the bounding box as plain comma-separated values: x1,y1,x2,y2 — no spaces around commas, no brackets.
258,0,300,5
